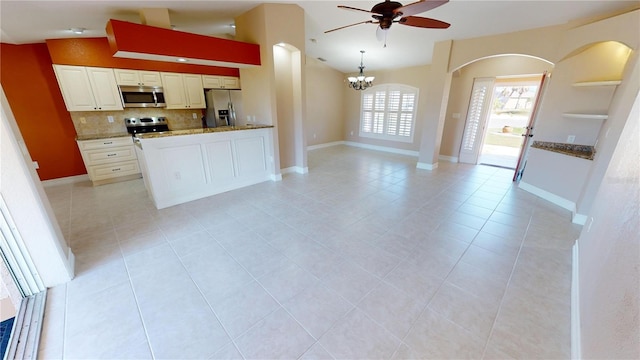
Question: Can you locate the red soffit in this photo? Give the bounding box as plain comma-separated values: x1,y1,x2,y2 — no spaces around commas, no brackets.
106,19,261,68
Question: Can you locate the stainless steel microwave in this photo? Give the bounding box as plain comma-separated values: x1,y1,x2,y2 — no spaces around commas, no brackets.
119,85,166,108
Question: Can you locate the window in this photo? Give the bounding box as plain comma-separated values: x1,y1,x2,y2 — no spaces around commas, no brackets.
359,84,419,142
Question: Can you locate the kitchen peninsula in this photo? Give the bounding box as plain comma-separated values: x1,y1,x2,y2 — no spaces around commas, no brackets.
135,125,275,209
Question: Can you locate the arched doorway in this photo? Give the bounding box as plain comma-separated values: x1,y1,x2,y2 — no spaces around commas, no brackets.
273,43,307,174
440,54,554,179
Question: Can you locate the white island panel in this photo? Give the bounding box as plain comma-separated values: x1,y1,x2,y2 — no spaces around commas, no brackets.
160,144,208,200
205,140,236,183
236,137,267,177
136,127,274,209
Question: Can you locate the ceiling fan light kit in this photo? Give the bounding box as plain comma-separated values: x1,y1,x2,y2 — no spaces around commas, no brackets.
348,50,375,90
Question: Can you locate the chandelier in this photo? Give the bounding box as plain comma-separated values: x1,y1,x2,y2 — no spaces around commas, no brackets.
347,50,375,90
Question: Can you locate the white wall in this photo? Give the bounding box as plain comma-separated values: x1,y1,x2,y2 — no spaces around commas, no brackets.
576,92,639,359
0,87,74,287
520,9,639,220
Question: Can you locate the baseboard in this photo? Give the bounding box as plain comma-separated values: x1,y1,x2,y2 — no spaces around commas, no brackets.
281,166,309,175
518,181,576,213
416,162,439,170
344,141,419,157
572,212,588,225
41,174,89,187
307,141,345,151
270,173,283,181
571,240,581,360
438,155,458,163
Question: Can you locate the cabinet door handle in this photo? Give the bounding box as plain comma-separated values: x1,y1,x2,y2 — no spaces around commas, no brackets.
103,142,113,145
112,168,121,172
107,153,117,157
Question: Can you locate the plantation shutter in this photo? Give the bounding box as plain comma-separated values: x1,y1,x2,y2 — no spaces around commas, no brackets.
459,77,495,164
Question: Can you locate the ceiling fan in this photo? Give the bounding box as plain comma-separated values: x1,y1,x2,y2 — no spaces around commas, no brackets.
325,0,450,36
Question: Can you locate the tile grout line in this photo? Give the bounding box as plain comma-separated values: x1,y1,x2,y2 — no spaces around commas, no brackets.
478,198,534,359
388,167,514,358
117,227,158,359
160,223,247,359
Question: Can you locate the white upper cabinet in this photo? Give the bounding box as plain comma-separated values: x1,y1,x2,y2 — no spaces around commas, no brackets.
53,65,123,112
114,69,162,87
160,72,205,109
183,74,206,108
202,75,240,89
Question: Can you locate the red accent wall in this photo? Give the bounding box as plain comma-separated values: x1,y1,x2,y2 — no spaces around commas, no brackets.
1,43,86,180
47,38,241,77
106,20,261,68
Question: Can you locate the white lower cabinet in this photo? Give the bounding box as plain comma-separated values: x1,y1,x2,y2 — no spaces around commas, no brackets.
136,128,273,209
77,136,141,185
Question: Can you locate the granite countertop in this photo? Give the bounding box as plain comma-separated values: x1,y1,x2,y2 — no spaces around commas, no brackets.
135,124,274,139
531,141,595,160
76,132,131,141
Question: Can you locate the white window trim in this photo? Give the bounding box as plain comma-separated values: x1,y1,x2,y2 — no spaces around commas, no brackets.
358,83,419,143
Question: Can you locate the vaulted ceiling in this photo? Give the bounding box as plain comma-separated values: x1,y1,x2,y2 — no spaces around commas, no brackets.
0,1,636,73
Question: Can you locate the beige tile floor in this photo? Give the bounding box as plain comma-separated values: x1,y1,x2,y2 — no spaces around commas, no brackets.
39,145,579,359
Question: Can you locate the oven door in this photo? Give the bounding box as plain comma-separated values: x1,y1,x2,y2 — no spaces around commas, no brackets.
119,86,166,108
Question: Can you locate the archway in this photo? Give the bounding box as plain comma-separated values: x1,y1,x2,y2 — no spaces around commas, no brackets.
273,43,307,174
440,54,554,177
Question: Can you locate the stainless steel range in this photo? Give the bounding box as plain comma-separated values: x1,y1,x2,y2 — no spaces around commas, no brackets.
124,117,169,135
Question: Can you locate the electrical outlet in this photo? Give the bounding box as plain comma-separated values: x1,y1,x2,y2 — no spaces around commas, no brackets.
33,161,39,169
107,116,114,123
567,135,575,143
350,131,354,136
79,117,86,124
313,133,317,139
192,113,198,119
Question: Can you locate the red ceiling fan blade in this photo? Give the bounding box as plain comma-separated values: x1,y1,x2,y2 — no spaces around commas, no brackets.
325,20,375,33
398,16,450,29
337,5,381,15
394,0,449,17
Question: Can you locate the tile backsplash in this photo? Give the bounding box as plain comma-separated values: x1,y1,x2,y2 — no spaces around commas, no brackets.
70,108,204,137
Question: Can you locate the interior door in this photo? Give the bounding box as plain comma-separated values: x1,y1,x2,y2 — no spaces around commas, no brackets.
513,72,550,181
459,77,495,164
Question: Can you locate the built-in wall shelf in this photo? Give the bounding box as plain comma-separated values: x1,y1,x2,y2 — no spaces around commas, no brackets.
562,113,608,120
572,80,622,87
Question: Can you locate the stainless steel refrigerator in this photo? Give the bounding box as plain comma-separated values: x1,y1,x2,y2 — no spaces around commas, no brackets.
204,89,243,128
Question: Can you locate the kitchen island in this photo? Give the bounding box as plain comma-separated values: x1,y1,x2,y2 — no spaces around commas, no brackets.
135,125,275,209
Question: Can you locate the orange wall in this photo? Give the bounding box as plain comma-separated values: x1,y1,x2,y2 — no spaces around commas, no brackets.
47,38,241,76
0,43,86,180
107,20,260,68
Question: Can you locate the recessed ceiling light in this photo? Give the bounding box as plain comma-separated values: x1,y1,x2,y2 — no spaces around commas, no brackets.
176,58,188,62
69,28,85,34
